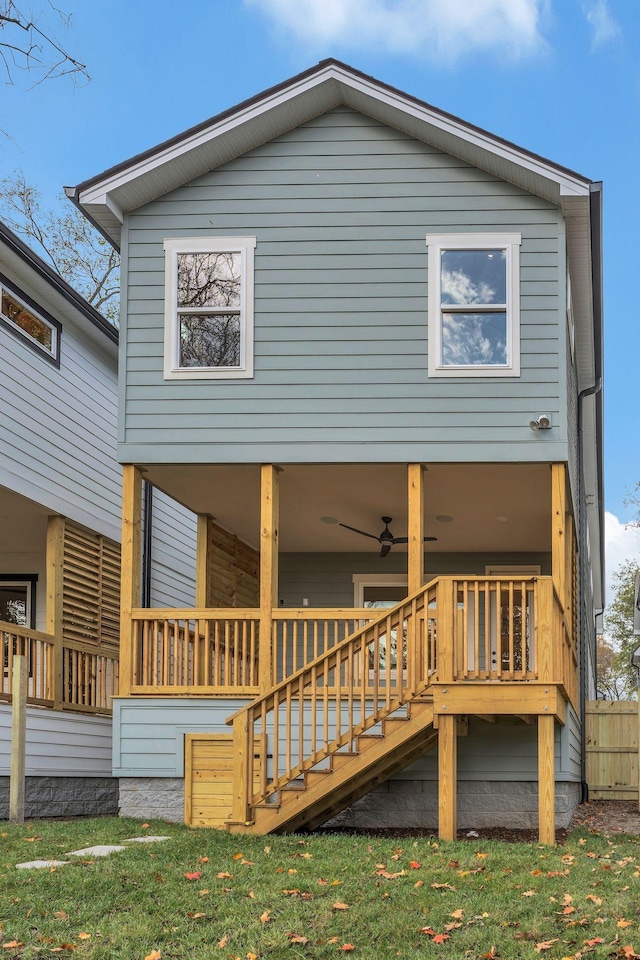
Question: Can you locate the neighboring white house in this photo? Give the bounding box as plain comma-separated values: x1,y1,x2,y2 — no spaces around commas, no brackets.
0,220,197,817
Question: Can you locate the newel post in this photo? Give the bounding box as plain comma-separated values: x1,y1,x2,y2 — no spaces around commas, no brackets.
120,465,142,697
259,465,279,694
232,713,251,823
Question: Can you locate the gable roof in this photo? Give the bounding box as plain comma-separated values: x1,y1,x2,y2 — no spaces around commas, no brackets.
0,219,118,348
67,58,592,250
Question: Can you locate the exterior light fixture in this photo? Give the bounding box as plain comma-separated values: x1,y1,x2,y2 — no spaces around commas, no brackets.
529,414,551,431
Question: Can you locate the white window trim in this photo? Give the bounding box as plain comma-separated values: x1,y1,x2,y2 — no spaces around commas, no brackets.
426,232,521,378
352,573,407,607
0,279,60,363
163,235,256,380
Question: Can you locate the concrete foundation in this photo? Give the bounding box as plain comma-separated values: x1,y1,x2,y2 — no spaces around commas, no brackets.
118,777,185,822
0,777,118,819
327,780,581,830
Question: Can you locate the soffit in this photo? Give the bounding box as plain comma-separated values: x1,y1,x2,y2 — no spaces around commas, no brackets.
73,61,591,248
145,462,551,555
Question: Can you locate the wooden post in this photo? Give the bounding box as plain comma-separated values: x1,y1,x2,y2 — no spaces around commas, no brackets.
232,713,251,823
538,714,556,844
196,515,211,607
259,465,279,694
120,465,143,698
438,713,457,841
407,464,424,597
436,578,455,683
551,464,566,614
46,515,65,709
536,578,555,682
9,655,28,823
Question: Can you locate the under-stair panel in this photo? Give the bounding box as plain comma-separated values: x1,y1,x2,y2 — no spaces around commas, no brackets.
185,733,264,828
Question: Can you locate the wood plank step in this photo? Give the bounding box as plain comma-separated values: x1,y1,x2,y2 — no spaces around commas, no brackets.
357,734,384,752
382,718,409,734
331,753,358,769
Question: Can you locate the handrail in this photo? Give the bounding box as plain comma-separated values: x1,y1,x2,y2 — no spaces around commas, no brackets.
228,580,436,822
0,620,55,643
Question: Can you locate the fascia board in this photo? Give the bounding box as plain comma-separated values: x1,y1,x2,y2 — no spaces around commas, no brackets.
76,63,590,219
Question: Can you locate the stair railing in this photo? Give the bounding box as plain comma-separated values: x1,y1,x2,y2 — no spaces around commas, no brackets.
228,580,437,823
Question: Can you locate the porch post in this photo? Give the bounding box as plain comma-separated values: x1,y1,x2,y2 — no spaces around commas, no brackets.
438,713,457,841
259,464,279,694
538,714,556,844
120,465,143,698
196,514,211,607
407,464,424,597
45,515,65,709
551,463,567,616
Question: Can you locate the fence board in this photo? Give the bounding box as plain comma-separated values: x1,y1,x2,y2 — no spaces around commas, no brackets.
586,701,639,800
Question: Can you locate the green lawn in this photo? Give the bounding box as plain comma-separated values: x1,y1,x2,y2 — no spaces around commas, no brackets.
1,818,639,959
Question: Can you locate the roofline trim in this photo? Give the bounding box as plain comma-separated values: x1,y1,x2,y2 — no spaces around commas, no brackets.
73,59,591,209
0,219,119,345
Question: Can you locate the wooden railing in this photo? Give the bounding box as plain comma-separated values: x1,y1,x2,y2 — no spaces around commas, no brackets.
0,620,118,714
131,609,261,695
227,575,576,823
272,610,376,686
0,621,54,705
229,587,432,819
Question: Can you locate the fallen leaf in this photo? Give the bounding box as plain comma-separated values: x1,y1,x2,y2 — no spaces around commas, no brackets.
218,935,229,948
583,938,605,947
618,919,634,929
260,910,271,923
332,902,349,911
419,928,436,936
199,889,209,896
327,937,340,944
2,943,24,951
198,856,209,864
475,852,489,860
409,861,421,869
586,895,602,905
232,853,244,861
217,872,233,879
141,823,150,828
78,934,91,941
54,911,68,920
414,880,424,888
187,912,205,919
288,868,297,875
481,949,499,959
144,952,161,960
432,934,450,944
619,949,640,960
450,909,464,920
431,882,455,891
522,890,536,898
534,940,559,953
287,933,309,945
185,872,201,881
339,946,355,952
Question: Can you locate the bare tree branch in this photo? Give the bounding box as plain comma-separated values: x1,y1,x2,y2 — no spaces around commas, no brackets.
0,1,89,86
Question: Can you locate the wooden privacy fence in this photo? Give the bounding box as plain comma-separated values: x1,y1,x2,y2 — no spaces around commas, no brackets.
586,701,639,800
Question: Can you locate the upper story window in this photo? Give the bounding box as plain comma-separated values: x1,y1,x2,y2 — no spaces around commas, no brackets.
163,236,256,380
426,233,521,378
0,275,60,365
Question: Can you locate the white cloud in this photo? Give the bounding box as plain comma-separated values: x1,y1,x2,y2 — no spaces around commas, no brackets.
581,0,621,48
605,511,640,606
247,0,546,62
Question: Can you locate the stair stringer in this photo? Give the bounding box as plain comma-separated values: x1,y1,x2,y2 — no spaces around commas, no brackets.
228,698,436,835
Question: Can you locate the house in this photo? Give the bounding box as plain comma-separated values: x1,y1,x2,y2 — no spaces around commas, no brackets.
0,220,197,817
68,60,604,841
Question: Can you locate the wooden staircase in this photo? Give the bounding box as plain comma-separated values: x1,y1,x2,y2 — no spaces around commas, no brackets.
226,582,439,834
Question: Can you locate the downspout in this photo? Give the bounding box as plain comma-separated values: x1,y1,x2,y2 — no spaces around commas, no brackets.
142,481,153,608
577,181,604,804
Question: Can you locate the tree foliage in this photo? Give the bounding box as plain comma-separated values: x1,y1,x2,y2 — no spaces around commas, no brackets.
0,172,119,324
0,1,88,86
599,559,639,699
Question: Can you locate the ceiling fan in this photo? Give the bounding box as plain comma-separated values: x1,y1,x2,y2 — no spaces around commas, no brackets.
339,516,437,558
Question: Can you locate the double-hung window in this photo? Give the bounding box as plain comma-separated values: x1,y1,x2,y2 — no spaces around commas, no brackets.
426,233,521,377
0,275,60,364
164,236,256,379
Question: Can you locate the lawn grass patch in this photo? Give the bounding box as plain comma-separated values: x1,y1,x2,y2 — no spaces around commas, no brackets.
1,818,640,958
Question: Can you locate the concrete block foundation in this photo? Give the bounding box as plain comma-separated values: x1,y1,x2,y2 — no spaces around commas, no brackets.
0,777,118,819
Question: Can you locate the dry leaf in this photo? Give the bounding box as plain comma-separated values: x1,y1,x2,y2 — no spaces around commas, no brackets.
409,861,421,869
199,889,209,896
3,944,24,951
481,949,499,959
218,935,229,948
583,938,605,947
141,823,150,828
217,872,233,879
198,856,209,864
332,902,349,911
534,940,559,953
522,890,536,898
187,912,205,919
78,934,91,941
287,933,309,944
618,919,634,929
450,909,464,919
432,934,450,944
339,946,355,952
232,853,244,861
185,871,201,881
414,880,424,888
54,911,68,920
327,937,340,944
260,910,272,924
144,952,162,960
431,882,455,891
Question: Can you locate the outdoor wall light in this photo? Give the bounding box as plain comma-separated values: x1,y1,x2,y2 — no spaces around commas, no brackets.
529,414,552,431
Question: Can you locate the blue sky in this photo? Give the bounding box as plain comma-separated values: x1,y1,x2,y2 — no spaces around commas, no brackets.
2,0,639,594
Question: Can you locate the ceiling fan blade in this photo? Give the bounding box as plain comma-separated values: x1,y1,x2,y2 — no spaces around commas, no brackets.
423,536,438,542
338,522,380,542
379,542,391,558
391,536,408,544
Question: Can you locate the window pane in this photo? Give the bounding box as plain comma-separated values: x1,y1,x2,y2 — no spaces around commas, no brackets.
177,252,241,308
2,290,53,350
179,314,241,368
0,585,28,625
363,586,407,608
441,312,507,366
441,249,506,305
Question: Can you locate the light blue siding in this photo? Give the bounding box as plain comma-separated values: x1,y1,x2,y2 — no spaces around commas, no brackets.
121,106,566,466
0,705,112,777
149,489,197,607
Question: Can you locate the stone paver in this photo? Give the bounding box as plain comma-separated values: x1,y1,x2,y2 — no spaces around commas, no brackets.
66,845,126,857
16,860,70,870
123,836,170,843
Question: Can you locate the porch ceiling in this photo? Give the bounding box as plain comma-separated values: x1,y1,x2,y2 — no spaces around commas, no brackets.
144,463,552,555
0,486,50,556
